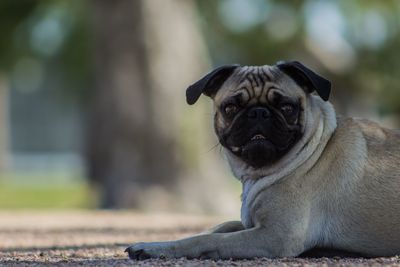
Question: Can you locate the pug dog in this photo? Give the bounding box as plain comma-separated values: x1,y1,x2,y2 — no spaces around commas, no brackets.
126,61,400,260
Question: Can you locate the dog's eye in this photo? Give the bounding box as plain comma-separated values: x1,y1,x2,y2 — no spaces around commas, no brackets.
224,104,238,116
280,104,295,116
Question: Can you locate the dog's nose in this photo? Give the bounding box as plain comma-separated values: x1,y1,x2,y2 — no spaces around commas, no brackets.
247,107,270,120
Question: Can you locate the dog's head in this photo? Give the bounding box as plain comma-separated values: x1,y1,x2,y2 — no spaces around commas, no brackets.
186,61,331,168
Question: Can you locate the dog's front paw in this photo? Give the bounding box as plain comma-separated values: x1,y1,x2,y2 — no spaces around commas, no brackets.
125,242,170,260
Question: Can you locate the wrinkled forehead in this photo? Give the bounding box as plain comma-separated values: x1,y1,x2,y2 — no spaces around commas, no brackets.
214,65,304,105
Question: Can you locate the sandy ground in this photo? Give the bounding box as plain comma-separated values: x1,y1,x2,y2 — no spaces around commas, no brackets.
0,211,399,266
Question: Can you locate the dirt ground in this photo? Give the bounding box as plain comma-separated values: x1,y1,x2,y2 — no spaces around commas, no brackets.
0,211,399,266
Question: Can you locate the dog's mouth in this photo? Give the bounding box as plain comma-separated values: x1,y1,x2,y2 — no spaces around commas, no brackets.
250,134,266,141
230,134,268,153
229,133,278,168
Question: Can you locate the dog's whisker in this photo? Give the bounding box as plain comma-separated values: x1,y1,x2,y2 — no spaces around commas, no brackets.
206,143,221,153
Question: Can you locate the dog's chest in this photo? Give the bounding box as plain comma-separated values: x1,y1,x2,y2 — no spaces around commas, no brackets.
241,179,256,228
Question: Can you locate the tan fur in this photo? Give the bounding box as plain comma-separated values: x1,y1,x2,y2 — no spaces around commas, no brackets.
126,65,400,259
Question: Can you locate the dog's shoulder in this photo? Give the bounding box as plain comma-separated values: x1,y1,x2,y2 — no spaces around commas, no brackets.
333,116,400,160
352,117,400,144
337,116,399,143
341,117,400,166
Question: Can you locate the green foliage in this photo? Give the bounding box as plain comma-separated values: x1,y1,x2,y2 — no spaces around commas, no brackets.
0,0,37,69
0,0,92,103
3,0,398,112
196,0,400,115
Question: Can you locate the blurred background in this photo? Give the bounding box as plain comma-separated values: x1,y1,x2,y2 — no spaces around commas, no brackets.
0,0,399,215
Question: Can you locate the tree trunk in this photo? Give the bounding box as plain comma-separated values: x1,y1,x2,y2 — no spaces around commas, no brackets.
88,0,179,208
88,0,239,213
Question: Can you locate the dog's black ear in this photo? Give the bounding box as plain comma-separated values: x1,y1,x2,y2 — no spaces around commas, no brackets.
186,64,240,105
276,61,331,101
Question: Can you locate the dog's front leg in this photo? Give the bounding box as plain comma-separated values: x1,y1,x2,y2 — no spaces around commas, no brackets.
202,220,244,234
126,226,296,260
